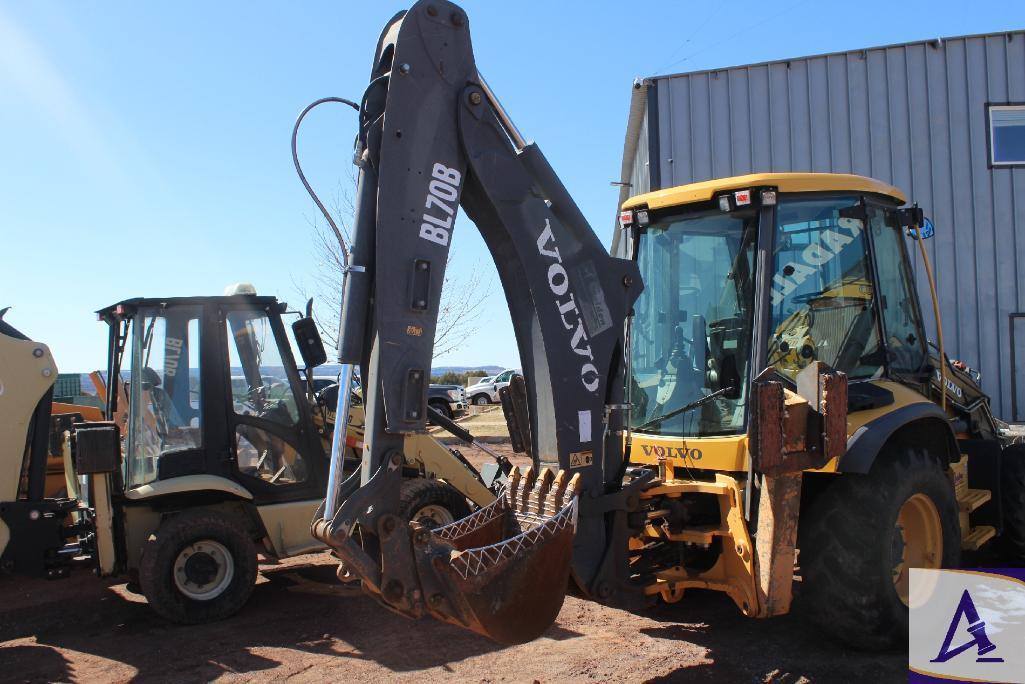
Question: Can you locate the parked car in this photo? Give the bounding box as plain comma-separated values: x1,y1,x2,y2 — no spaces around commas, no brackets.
464,368,521,405
428,384,467,420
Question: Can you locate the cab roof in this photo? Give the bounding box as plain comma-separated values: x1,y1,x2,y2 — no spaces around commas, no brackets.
621,172,906,211
96,295,284,318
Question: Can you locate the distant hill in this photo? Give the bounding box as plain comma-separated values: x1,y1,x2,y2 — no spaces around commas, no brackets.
314,364,505,378
431,365,504,376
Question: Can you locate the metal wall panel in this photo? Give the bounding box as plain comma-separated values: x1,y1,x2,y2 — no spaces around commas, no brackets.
646,32,1025,419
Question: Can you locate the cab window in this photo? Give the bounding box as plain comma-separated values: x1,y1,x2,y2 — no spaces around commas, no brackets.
769,197,883,380
225,307,308,486
869,207,928,375
125,308,202,488
225,309,299,426
629,209,758,437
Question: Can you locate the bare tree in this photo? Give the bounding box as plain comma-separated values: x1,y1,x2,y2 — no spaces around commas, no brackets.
300,179,490,360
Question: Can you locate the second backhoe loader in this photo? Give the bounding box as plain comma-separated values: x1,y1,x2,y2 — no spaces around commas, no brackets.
310,0,1025,649
1,290,500,623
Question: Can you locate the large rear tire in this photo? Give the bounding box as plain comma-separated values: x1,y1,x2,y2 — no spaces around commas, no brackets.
139,509,258,624
799,446,960,649
399,478,471,530
999,443,1025,561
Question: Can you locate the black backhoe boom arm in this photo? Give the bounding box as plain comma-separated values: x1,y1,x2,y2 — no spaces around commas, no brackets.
312,0,642,644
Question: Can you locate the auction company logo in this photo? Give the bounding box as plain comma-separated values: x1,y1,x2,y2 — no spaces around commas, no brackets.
930,589,1003,664
910,569,1025,683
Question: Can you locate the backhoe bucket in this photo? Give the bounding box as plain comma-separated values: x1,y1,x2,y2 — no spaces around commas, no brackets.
316,465,581,645
412,467,581,644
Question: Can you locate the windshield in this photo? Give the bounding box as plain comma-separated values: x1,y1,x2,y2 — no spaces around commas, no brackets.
768,196,883,380
125,307,202,488
630,209,758,437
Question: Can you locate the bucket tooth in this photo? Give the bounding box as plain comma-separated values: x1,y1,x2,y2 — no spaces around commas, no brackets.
530,468,556,515
517,466,537,510
551,470,570,510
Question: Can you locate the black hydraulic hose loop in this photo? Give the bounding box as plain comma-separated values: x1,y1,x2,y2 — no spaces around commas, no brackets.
291,97,360,261
360,75,389,121
357,74,390,153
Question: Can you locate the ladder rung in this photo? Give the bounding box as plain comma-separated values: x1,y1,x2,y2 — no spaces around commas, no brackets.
962,525,996,551
958,488,992,513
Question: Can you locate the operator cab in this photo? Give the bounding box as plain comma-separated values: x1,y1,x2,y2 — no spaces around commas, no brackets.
622,173,929,443
97,294,330,503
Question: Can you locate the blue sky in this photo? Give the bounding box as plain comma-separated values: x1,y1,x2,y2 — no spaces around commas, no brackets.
2,1,1022,372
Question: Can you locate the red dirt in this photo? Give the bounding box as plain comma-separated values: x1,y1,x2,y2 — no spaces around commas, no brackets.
0,443,906,682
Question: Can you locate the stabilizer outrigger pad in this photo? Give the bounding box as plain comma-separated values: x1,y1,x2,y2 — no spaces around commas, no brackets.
315,464,581,645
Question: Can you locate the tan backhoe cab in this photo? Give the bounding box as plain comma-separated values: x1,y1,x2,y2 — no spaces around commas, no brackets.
0,292,499,623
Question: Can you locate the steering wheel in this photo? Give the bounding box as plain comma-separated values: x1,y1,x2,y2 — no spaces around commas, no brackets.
240,384,268,412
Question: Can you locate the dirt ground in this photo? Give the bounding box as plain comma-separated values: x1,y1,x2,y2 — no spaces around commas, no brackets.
0,442,907,683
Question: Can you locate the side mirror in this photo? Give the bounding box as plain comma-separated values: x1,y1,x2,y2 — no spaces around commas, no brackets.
906,217,934,240
292,317,327,369
917,217,935,240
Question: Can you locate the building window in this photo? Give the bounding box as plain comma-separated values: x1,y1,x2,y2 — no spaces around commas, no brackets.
988,104,1025,167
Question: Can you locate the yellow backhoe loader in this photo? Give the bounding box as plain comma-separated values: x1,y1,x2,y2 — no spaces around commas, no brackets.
0,292,501,623
309,0,1025,649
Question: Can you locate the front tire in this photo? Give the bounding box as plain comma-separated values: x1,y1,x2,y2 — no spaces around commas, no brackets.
399,479,471,530
472,394,490,406
139,509,258,624
999,444,1025,561
799,446,960,649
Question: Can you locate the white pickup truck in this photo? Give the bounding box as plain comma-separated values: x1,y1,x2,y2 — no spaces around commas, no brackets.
464,368,521,405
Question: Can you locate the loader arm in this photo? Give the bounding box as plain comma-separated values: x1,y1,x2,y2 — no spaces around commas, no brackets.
311,0,643,643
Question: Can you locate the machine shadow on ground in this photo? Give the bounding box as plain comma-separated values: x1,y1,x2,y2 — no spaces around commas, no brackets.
635,588,905,682
0,557,905,682
0,560,581,682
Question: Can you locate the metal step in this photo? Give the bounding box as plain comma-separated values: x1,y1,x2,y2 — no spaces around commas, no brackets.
958,488,992,513
962,525,996,551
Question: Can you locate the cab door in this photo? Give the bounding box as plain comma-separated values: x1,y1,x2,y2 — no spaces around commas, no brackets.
864,203,930,380
220,301,324,504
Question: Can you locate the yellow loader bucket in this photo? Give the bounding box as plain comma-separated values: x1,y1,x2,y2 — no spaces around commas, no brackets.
412,467,581,644
316,464,580,645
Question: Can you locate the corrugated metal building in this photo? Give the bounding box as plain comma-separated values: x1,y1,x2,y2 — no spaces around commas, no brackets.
617,30,1025,421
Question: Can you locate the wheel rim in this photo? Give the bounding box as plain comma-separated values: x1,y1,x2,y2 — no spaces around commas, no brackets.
892,493,943,606
173,540,235,601
411,504,455,529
